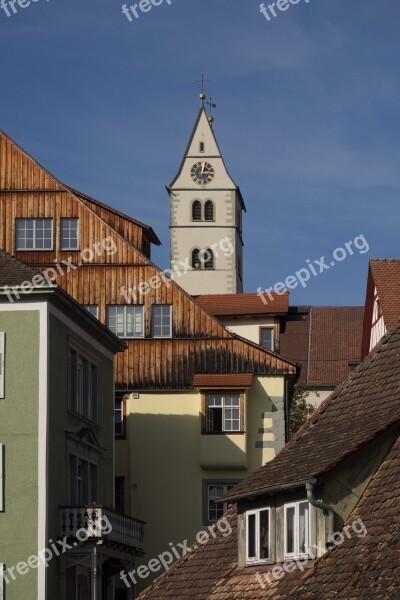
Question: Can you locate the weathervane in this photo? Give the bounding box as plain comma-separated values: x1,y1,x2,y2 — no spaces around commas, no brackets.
206,97,216,126
206,97,216,116
195,74,210,105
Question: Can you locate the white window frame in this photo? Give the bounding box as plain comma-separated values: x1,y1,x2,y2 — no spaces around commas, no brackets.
107,305,145,339
0,333,5,399
152,305,172,338
15,218,53,250
284,500,311,560
246,507,271,564
206,394,241,432
61,218,79,251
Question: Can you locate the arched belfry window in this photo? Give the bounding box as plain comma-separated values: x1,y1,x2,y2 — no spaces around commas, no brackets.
191,249,202,270
192,200,202,222
205,200,214,222
203,249,215,270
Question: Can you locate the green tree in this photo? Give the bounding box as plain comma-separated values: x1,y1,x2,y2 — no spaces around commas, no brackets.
288,385,315,439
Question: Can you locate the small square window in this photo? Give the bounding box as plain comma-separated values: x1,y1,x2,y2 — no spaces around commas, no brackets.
152,305,172,338
61,218,79,250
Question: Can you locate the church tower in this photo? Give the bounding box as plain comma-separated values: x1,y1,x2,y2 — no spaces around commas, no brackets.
168,95,245,296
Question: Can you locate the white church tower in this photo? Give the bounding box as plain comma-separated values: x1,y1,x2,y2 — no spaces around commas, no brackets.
168,94,245,296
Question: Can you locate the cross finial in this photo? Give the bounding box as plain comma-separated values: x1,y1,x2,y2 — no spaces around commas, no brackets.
195,74,210,105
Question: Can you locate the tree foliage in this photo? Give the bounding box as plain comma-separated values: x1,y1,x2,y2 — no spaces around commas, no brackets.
288,385,315,440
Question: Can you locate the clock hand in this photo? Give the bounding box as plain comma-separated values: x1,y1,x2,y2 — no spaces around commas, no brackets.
201,162,206,176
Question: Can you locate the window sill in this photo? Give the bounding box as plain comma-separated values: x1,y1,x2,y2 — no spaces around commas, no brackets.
15,248,54,252
201,431,245,436
245,560,274,567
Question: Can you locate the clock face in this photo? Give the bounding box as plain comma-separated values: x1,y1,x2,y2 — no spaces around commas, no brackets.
191,161,215,185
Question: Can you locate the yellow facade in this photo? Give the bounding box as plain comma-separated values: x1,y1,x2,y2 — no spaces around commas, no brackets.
115,376,285,592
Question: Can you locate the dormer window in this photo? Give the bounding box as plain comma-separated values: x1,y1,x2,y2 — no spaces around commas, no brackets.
246,508,271,564
241,498,312,567
284,500,310,559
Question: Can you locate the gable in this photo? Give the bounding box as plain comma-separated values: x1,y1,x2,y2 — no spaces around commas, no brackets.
0,128,296,390
169,108,240,193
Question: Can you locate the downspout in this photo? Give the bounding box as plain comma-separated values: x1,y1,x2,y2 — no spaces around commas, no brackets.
306,478,335,548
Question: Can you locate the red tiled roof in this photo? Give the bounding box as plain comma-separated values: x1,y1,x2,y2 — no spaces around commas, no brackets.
138,437,400,599
195,293,289,316
137,324,400,600
295,434,400,599
138,506,316,600
223,319,400,500
369,259,400,329
193,374,254,389
308,306,364,386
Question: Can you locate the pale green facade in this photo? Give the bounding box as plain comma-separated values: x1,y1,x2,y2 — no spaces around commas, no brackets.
0,310,40,597
0,297,127,600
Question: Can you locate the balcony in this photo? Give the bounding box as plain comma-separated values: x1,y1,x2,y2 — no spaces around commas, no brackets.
59,506,145,553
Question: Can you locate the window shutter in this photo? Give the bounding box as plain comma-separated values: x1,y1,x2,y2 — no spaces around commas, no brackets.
0,444,3,512
0,333,4,399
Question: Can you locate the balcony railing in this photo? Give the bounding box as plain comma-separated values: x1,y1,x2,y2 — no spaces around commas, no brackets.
59,506,145,553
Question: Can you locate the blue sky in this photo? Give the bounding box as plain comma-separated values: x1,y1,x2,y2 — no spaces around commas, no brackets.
1,0,399,305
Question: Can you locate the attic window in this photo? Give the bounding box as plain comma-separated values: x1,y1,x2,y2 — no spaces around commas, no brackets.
246,508,271,564
199,142,205,153
284,500,310,559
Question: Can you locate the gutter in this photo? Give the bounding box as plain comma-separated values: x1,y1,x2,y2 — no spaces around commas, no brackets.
216,480,311,504
306,478,335,548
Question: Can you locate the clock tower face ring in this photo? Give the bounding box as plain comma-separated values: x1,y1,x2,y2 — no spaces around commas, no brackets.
191,161,215,185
